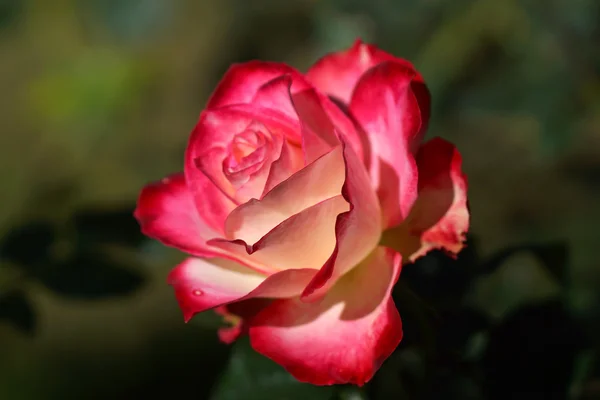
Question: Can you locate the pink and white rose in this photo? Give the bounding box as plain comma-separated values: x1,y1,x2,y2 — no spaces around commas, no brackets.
134,40,469,386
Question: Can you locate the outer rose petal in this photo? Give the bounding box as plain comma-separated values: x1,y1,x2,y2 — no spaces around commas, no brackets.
207,61,310,110
134,173,221,257
307,39,424,105
349,61,423,228
168,257,265,322
169,257,318,322
381,137,469,262
249,246,403,386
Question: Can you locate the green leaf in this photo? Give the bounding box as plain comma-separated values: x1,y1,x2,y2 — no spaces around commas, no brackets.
34,249,144,300
72,205,145,248
0,221,56,267
211,338,335,400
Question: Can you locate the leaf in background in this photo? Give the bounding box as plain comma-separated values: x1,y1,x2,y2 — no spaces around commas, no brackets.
211,337,335,400
0,221,56,267
0,290,36,334
34,249,144,300
72,205,145,248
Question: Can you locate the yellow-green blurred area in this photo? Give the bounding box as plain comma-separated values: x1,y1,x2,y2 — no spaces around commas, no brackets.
1,0,599,399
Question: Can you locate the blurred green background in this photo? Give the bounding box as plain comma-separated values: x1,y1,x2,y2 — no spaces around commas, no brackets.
1,0,599,399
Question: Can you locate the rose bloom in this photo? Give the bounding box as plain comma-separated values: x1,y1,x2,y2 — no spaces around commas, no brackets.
134,40,469,386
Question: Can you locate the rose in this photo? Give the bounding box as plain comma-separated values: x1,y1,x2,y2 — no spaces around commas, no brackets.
134,40,469,386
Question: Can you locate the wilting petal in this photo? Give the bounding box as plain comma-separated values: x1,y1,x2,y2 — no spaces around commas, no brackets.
169,257,317,322
307,40,428,113
350,61,424,228
207,61,310,110
302,140,381,300
249,246,403,386
381,137,469,262
134,173,222,257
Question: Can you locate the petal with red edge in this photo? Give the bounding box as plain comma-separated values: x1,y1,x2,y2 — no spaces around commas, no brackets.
381,137,469,262
249,246,403,386
168,257,266,322
252,75,300,131
292,87,364,165
349,61,423,228
170,256,320,323
292,89,341,164
307,39,423,105
134,173,221,257
207,61,310,110
185,106,300,231
301,140,381,300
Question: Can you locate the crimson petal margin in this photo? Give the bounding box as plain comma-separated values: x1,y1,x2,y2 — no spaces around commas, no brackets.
134,173,222,257
169,257,318,323
306,39,427,110
248,246,403,386
207,61,310,110
349,61,423,229
381,137,469,262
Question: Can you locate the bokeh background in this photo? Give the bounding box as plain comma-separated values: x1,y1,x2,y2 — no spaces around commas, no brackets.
1,0,599,399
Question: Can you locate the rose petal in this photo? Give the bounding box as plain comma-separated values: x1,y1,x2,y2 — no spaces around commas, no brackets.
168,257,266,322
207,61,310,110
195,147,237,200
134,173,222,257
252,75,301,131
306,39,425,106
381,137,469,262
169,257,317,322
349,61,424,228
186,106,301,230
292,88,341,164
224,146,345,243
301,139,382,300
262,139,304,196
249,246,403,386
210,195,349,272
